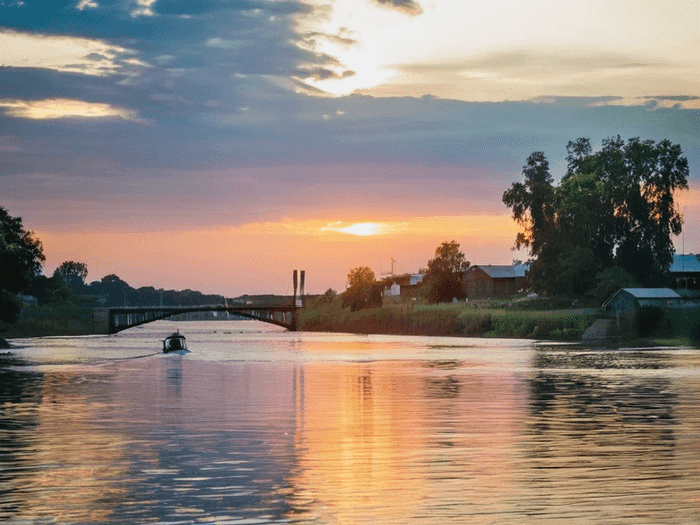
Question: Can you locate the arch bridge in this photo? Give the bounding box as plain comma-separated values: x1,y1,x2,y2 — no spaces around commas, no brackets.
92,270,306,334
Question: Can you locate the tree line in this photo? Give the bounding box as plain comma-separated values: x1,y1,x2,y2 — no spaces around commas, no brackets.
0,205,225,329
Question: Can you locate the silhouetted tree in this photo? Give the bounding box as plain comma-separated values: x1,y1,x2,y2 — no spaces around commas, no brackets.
424,241,469,303
503,137,689,296
53,261,88,291
343,266,377,311
0,206,45,323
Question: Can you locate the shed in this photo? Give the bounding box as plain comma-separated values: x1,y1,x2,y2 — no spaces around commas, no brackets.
464,264,528,298
602,288,682,314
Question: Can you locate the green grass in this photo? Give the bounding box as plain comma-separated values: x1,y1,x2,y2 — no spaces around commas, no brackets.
300,301,601,340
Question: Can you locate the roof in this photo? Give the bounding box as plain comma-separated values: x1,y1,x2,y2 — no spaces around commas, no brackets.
470,265,528,279
409,274,424,286
670,254,700,273
603,288,682,308
621,288,681,299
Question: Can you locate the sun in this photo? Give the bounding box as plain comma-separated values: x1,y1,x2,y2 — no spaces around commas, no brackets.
339,223,380,236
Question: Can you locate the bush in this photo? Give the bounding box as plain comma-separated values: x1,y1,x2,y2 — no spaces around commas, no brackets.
633,306,665,338
0,292,23,324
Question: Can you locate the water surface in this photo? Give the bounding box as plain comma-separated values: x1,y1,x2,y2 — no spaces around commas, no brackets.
2,321,700,524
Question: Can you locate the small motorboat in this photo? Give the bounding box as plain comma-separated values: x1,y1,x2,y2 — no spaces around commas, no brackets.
162,331,187,353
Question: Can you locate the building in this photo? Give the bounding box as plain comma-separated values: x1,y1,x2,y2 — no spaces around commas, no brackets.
669,254,700,290
463,263,528,299
382,274,424,300
602,288,682,315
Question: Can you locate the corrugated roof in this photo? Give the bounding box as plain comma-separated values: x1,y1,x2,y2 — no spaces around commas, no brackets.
622,288,681,299
670,254,700,273
513,264,529,278
474,265,517,279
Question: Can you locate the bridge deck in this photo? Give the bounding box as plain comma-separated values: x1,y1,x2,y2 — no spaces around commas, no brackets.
94,303,302,334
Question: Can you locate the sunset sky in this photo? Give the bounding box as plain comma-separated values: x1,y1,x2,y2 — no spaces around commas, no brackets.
2,0,700,296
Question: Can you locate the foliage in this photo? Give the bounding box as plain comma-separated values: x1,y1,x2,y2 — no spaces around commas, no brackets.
0,206,45,295
53,261,88,290
423,240,469,303
0,291,23,324
591,266,638,305
343,266,379,311
320,288,337,304
301,301,599,340
503,137,689,296
633,306,666,338
28,275,74,306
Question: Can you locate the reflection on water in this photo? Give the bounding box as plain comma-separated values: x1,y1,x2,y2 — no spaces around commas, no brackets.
1,323,700,524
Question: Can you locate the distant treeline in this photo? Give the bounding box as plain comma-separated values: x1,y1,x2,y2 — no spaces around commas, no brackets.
29,273,227,309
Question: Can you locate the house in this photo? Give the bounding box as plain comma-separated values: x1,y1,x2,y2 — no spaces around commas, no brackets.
464,263,529,298
602,288,682,315
382,273,424,300
669,254,700,290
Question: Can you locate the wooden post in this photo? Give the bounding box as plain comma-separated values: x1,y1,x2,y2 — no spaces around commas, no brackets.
292,270,299,331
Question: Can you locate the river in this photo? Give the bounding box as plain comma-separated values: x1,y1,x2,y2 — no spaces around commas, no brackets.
1,320,700,524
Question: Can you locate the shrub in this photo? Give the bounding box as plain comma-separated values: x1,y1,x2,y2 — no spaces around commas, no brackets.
633,306,665,338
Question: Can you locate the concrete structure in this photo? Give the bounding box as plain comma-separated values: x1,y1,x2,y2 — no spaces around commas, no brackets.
92,270,306,333
464,264,528,298
602,288,682,315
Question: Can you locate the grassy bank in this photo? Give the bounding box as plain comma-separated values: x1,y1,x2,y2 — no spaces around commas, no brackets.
1,305,95,339
300,301,600,340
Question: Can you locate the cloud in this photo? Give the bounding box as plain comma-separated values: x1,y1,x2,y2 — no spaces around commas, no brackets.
76,0,98,10
0,30,146,77
292,1,700,101
590,96,700,110
131,0,157,17
373,0,422,16
205,37,256,50
0,98,146,122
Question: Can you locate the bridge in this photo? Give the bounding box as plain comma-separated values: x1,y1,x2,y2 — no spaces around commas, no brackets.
92,270,307,334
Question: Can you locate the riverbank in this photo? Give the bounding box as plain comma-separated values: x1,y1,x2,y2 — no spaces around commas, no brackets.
300,302,601,341
0,318,94,339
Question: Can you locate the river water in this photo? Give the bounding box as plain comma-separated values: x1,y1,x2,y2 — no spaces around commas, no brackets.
1,320,700,524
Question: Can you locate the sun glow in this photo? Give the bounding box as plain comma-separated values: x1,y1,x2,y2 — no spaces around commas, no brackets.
339,223,381,236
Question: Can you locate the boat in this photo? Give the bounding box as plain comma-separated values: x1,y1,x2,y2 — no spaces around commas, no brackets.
162,331,187,352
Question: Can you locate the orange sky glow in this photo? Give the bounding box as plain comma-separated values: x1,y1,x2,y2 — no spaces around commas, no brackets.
37,213,529,296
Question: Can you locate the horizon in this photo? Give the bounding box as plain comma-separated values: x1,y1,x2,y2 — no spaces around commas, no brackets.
2,0,699,296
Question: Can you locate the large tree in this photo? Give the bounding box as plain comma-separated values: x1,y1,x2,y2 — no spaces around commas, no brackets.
343,266,379,311
1,206,45,294
502,152,559,294
503,137,689,296
0,206,45,323
423,240,469,303
54,261,89,290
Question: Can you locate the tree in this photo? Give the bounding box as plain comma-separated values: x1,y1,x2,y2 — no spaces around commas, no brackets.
53,261,88,290
424,241,469,303
503,137,689,296
591,266,638,305
319,288,337,305
98,274,132,307
343,266,377,311
0,206,45,323
502,152,560,294
0,206,45,295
